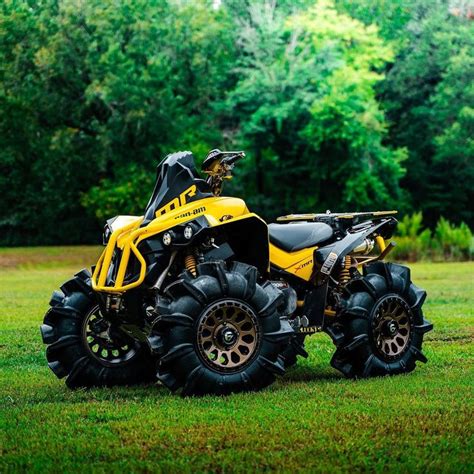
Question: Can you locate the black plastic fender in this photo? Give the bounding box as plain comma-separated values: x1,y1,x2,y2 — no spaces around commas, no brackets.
139,214,270,285
314,218,396,282
304,218,396,328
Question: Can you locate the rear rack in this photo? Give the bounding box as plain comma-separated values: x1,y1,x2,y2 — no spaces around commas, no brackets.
277,210,397,225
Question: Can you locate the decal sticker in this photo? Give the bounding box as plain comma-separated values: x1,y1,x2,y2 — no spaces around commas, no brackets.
295,259,313,273
321,251,338,275
298,326,322,334
156,185,197,216
174,206,206,220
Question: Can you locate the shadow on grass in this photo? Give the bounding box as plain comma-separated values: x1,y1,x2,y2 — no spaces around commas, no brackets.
283,364,342,383
20,361,346,406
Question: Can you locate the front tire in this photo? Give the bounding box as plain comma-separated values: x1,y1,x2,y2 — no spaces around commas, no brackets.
152,261,294,396
329,262,433,378
40,269,156,388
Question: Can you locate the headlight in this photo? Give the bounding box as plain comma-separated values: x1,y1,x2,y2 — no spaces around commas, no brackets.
163,232,172,246
184,225,194,240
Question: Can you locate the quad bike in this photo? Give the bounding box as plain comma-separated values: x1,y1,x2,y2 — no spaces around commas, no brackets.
41,149,433,396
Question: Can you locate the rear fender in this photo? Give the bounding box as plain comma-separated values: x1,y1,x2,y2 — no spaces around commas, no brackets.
314,218,397,281
300,218,396,328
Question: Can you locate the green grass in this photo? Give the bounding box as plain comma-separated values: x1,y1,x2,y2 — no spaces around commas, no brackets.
0,248,473,473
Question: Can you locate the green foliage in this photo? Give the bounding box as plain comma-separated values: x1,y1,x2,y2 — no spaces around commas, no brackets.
434,218,473,260
335,0,474,228
378,1,473,227
294,2,407,210
81,164,154,221
393,213,433,261
0,0,230,244
223,0,406,217
393,213,472,261
0,0,471,244
397,212,425,238
334,0,413,43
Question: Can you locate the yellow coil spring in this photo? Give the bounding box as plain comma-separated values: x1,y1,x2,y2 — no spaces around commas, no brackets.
184,253,197,277
339,255,352,285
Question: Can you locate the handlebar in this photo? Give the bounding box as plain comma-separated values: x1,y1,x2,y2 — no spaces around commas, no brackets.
221,151,245,166
202,149,245,174
203,149,245,196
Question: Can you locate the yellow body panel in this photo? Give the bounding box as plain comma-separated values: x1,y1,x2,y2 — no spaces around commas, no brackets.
92,196,253,293
92,193,393,292
269,243,318,281
91,179,393,293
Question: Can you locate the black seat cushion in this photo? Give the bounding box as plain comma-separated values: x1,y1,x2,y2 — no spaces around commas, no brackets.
268,222,334,252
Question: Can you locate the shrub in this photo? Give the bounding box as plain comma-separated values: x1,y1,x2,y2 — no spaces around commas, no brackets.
392,213,432,261
391,213,472,262
433,218,473,261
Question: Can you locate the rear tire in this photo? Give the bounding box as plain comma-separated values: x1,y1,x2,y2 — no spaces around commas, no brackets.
329,262,433,378
40,269,156,388
152,261,294,396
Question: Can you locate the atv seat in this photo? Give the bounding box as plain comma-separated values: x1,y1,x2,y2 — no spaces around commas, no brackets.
268,222,333,252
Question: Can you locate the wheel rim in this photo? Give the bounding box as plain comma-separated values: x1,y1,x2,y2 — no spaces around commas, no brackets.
196,300,261,373
372,295,412,361
82,305,137,366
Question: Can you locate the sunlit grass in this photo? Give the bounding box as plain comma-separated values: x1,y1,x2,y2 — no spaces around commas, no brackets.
0,249,473,472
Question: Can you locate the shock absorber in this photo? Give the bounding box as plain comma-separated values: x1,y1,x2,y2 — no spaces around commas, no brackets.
184,252,197,277
339,255,352,285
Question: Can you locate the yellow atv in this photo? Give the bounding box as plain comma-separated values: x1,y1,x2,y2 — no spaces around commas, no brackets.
41,150,432,396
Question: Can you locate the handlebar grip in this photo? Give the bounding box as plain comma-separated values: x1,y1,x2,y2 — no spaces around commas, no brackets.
223,152,245,166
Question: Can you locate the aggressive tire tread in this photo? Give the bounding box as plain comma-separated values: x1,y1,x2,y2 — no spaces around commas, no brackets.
41,269,156,389
155,261,292,396
327,262,432,379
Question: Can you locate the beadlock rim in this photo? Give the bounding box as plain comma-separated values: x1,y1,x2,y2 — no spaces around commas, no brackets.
371,295,413,361
82,305,137,367
196,299,261,373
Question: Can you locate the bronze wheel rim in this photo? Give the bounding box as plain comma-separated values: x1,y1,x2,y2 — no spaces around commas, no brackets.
196,300,261,373
82,305,137,367
372,295,412,361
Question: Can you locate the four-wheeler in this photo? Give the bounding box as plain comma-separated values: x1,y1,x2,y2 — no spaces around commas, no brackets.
41,149,433,396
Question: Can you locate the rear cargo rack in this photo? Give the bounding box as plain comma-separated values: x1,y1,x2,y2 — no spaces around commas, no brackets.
277,210,397,223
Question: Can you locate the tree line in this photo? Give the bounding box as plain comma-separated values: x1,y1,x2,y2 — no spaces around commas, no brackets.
0,0,472,245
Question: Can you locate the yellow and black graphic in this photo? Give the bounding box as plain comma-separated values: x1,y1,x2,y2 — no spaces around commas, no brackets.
269,244,318,281
156,185,197,216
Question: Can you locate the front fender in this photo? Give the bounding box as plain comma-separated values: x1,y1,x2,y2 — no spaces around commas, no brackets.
209,214,270,277
92,203,270,292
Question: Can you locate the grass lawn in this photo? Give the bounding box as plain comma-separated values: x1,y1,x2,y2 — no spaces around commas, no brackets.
0,247,473,473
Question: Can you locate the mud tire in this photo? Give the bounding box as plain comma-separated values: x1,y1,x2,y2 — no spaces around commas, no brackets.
329,262,433,378
40,269,156,388
153,261,293,396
